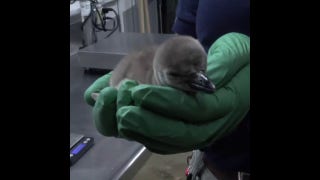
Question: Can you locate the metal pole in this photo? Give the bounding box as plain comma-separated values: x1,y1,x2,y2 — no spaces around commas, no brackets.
80,0,97,47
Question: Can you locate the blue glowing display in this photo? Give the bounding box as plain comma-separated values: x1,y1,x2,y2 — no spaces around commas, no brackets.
71,143,86,154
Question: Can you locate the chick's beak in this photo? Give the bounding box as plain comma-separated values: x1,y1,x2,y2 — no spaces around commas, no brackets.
188,72,215,93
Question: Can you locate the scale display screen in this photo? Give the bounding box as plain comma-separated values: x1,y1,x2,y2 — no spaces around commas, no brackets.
71,143,86,154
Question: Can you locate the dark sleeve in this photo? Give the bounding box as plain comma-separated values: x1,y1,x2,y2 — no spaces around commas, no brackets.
171,0,199,38
196,0,250,52
203,111,250,173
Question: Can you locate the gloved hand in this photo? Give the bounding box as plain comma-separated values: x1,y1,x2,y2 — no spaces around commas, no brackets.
84,32,250,154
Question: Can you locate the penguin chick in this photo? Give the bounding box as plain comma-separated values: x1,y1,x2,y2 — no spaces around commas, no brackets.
91,36,215,101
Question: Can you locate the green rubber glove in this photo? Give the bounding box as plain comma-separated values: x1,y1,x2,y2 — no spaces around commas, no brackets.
84,32,250,154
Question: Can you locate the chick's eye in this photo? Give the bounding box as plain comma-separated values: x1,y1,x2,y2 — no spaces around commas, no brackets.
168,72,180,77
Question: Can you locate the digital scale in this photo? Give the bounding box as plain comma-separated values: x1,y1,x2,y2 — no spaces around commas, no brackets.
70,133,94,166
77,32,176,70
